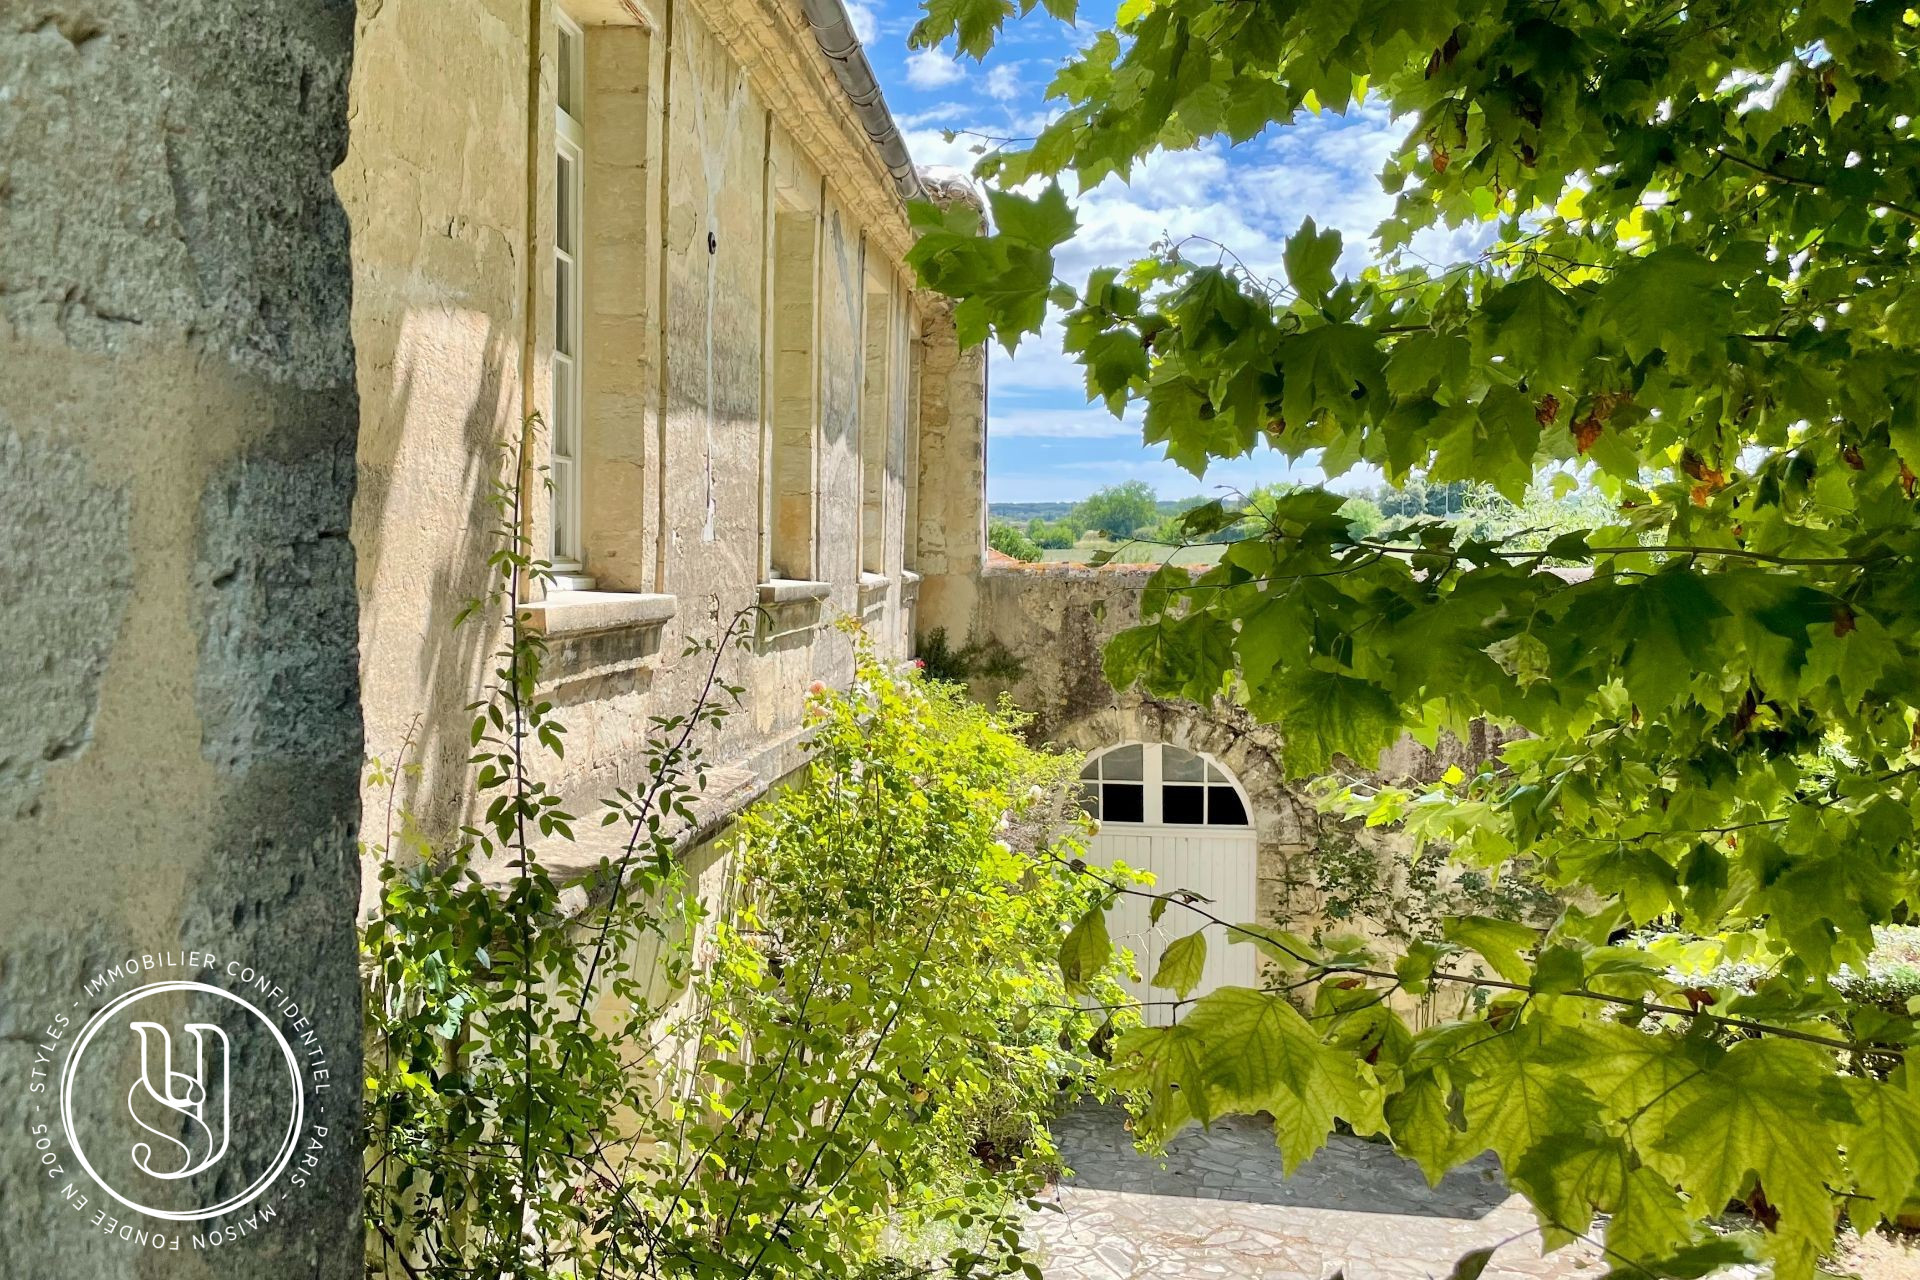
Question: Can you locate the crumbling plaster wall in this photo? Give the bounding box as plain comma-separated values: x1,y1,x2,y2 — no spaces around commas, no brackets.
955,563,1513,954
1,2,365,1273
339,0,944,855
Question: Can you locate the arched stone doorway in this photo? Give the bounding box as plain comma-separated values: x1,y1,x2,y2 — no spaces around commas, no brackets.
1079,741,1260,1024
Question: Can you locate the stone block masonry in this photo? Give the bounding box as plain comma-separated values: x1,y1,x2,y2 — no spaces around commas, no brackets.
0,2,365,1275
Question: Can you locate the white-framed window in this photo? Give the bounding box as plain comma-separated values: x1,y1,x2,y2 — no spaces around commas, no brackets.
765,202,820,581
859,275,892,575
1079,743,1251,827
550,7,586,570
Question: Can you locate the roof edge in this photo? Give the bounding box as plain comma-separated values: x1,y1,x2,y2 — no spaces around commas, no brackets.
800,0,927,203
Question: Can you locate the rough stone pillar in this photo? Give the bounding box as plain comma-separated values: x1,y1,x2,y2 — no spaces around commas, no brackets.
910,176,989,644
0,4,364,1276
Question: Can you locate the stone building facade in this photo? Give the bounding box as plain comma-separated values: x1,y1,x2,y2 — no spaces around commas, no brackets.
337,0,987,855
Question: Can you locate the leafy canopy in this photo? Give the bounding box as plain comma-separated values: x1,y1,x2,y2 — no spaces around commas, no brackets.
910,1,1920,1275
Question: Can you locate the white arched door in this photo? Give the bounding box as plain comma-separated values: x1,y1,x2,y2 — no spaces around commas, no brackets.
1079,743,1258,1026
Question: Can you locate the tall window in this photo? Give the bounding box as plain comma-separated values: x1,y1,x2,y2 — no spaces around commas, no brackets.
902,319,923,571
551,8,585,571
766,206,818,581
859,278,892,574
1079,743,1251,827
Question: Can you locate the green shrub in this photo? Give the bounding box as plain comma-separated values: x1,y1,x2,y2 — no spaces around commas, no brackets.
675,637,1128,1274
988,520,1042,561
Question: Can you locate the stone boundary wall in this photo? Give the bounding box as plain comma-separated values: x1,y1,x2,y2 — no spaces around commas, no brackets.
946,563,1524,979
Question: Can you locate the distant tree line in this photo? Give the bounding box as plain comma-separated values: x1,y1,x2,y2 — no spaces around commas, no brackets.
987,477,1612,563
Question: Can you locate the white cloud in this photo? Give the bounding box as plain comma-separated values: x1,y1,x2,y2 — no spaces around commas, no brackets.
894,103,976,129
905,47,968,90
989,407,1135,439
900,126,986,172
988,448,1338,504
843,0,878,45
991,322,1096,397
890,47,1497,504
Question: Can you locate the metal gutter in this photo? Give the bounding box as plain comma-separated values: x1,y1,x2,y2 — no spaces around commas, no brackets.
800,0,927,202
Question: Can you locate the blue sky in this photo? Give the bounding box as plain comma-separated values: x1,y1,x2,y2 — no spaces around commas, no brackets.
847,1,1480,504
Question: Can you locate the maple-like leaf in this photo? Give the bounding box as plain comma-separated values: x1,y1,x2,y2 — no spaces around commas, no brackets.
1112,986,1373,1172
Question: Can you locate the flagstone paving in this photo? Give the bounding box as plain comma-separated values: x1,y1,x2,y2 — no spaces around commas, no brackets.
1028,1107,1609,1280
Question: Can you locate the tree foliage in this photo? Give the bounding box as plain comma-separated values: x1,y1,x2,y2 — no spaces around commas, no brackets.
989,518,1044,560
1070,479,1163,539
910,1,1920,1274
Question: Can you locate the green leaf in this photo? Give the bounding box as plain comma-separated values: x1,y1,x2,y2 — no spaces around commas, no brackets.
1843,1067,1920,1227
1455,1021,1604,1168
1442,916,1538,985
1275,323,1384,433
1259,667,1400,776
1059,905,1113,989
1228,921,1314,970
1152,929,1208,997
1640,1039,1854,1277
1478,275,1580,382
1283,217,1343,304
1601,571,1730,711
1510,1131,1691,1257
1113,987,1372,1171
1445,1246,1496,1280
1596,247,1732,362
988,182,1077,251
1386,1070,1460,1185
1598,1234,1764,1280
1427,388,1543,503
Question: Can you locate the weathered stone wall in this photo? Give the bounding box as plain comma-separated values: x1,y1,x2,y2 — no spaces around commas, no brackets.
952,563,1518,963
338,0,961,856
1,2,365,1273
907,177,990,641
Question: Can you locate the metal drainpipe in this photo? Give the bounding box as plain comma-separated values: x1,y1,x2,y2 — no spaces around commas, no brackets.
799,0,927,202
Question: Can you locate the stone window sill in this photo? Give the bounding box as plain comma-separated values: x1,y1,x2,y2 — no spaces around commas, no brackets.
857,571,891,607
521,590,677,637
757,578,832,607
900,569,922,601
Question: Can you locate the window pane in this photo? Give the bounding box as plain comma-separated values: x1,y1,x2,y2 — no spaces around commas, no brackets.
557,25,576,116
1163,785,1205,825
1208,786,1249,827
552,457,575,559
1162,746,1206,782
556,154,574,256
552,357,575,455
1078,783,1100,819
1101,744,1143,781
1102,783,1144,824
1205,760,1226,782
555,258,573,355
1079,759,1099,780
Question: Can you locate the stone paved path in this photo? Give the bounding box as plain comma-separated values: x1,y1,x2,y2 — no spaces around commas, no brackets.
1028,1108,1608,1280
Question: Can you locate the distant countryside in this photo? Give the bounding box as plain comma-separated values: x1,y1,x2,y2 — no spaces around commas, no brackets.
988,477,1615,567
